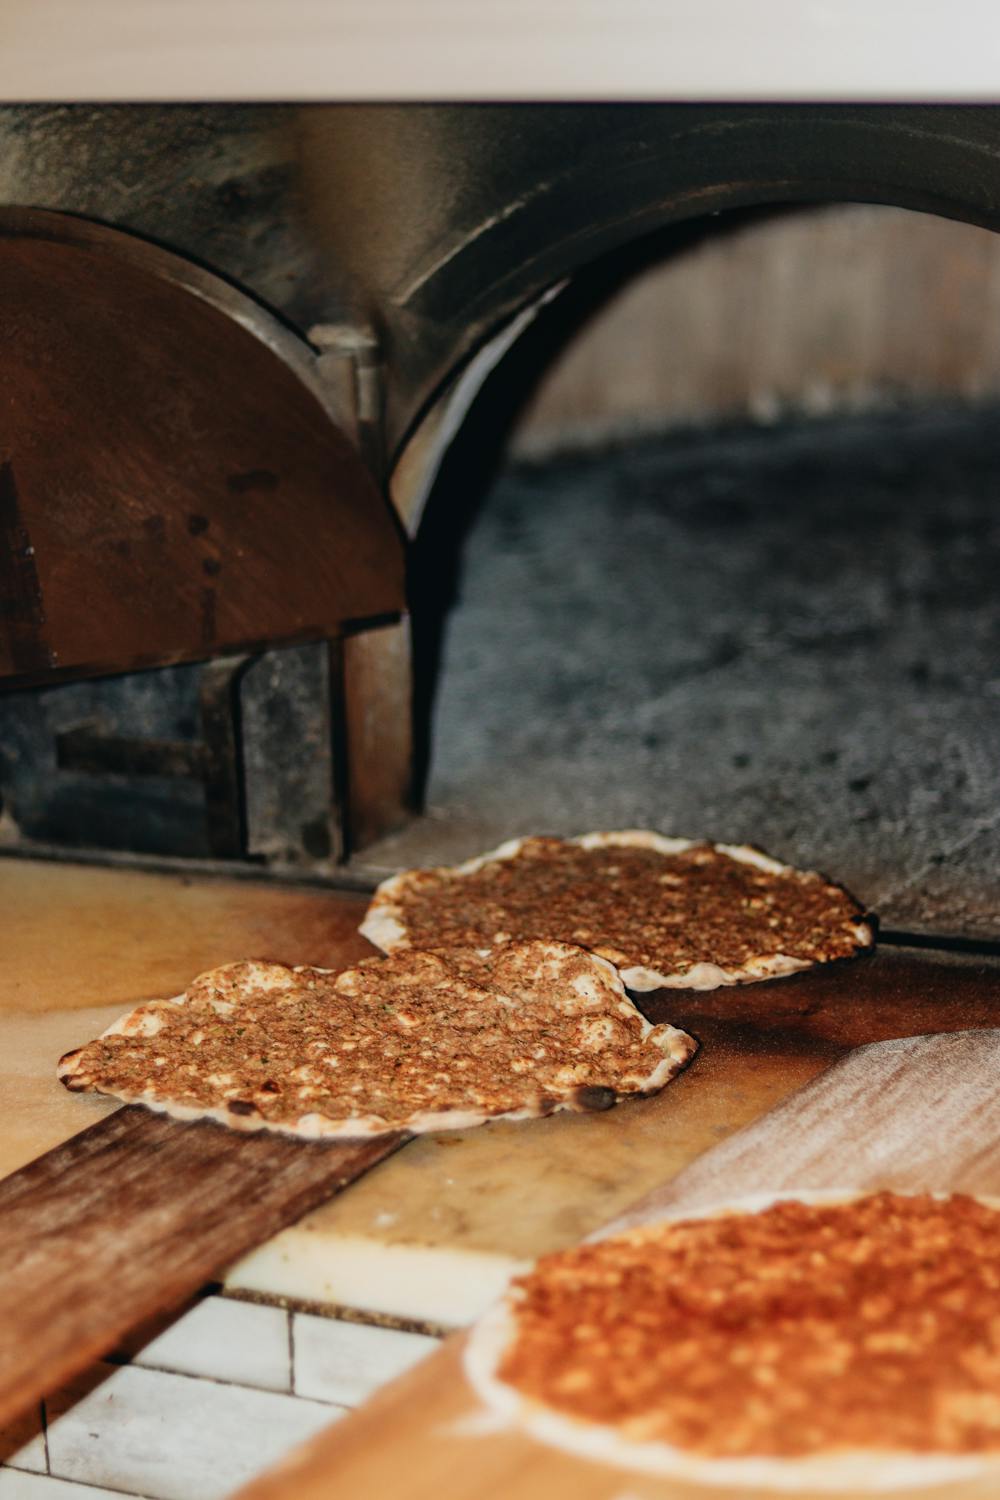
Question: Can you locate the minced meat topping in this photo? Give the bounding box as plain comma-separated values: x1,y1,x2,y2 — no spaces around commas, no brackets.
388,838,870,977
59,946,694,1132
498,1192,1000,1457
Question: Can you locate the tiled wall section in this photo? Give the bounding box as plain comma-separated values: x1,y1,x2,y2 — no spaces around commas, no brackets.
0,1297,440,1500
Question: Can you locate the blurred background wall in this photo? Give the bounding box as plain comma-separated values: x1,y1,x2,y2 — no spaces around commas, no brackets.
508,204,1000,455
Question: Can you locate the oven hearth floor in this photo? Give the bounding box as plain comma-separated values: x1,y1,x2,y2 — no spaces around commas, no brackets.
359,404,1000,942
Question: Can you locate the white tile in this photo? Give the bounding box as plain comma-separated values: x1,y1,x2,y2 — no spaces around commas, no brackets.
0,1406,46,1474
46,1363,341,1500
228,1232,523,1328
130,1295,291,1392
0,1474,127,1500
293,1315,438,1406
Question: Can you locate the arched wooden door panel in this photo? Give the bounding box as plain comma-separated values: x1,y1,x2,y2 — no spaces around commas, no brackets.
0,208,405,688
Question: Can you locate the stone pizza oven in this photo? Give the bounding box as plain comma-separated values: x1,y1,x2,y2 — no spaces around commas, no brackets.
3,39,1000,1500
2,103,1000,946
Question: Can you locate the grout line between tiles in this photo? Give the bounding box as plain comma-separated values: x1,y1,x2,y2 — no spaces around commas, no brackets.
44,1469,155,1500
40,1399,49,1476
223,1288,449,1340
287,1310,296,1397
47,1358,340,1405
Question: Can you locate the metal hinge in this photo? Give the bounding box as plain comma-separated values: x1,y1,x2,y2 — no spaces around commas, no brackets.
309,322,386,480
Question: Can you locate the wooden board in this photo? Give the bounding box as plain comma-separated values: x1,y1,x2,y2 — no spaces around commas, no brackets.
0,858,378,1182
0,208,405,688
233,1028,1000,1500
0,1107,404,1434
1,858,376,1017
340,619,415,854
0,859,397,1431
604,1027,1000,1231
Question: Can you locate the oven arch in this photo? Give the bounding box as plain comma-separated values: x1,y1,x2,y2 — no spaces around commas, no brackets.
357,104,1000,517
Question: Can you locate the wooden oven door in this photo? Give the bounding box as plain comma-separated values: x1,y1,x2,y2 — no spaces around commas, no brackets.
0,207,409,854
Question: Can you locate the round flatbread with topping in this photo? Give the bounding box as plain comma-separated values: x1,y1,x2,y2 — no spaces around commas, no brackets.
58,944,696,1139
360,831,874,992
464,1190,1000,1492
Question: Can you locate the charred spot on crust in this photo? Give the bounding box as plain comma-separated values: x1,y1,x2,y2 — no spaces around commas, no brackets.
58,1050,90,1090
227,1098,257,1116
259,1081,280,1095
575,1085,617,1112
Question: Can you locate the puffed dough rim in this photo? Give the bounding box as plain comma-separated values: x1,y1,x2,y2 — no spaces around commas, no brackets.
57,953,697,1140
463,1188,1000,1493
359,831,876,991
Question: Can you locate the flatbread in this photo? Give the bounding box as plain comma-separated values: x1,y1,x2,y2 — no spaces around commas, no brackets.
464,1190,1000,1492
58,945,695,1139
361,831,874,991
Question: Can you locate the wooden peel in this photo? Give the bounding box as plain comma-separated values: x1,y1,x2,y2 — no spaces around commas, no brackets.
0,1106,405,1432
0,864,406,1431
3,871,652,1434
3,932,998,1448
603,1025,1000,1233
234,1027,1000,1500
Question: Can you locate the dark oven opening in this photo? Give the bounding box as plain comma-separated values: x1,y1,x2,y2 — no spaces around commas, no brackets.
374,203,1000,951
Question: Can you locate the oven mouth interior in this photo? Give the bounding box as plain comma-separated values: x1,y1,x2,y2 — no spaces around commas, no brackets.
371,396,1000,950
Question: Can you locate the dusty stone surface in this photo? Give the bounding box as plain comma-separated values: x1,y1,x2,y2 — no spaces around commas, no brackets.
384,405,1000,941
